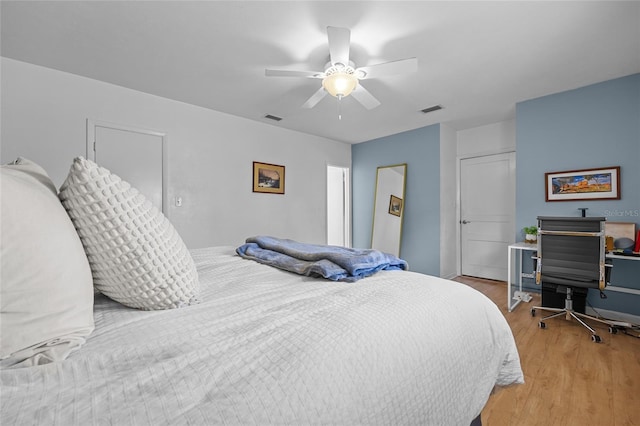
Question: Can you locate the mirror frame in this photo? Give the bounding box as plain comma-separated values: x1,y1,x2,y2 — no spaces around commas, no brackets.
370,163,407,257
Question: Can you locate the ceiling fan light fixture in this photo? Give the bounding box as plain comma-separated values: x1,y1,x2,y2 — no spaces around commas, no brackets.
322,69,358,98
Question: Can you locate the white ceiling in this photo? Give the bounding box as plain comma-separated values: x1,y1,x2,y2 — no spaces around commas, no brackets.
2,1,639,144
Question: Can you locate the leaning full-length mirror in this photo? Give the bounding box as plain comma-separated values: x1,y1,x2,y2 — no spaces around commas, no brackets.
371,164,407,257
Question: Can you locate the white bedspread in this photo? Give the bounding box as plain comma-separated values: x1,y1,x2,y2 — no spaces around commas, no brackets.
1,247,523,425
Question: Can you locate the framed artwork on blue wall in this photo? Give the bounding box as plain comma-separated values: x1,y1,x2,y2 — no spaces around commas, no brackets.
545,166,620,201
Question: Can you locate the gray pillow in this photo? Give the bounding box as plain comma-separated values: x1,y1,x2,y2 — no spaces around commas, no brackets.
58,157,199,310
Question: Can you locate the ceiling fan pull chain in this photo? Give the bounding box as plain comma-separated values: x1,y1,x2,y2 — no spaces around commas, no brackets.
337,95,343,120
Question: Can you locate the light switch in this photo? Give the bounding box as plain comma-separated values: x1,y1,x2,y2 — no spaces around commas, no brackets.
175,196,183,207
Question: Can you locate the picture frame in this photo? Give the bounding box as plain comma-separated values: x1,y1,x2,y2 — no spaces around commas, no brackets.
253,161,285,194
388,195,403,217
545,166,620,202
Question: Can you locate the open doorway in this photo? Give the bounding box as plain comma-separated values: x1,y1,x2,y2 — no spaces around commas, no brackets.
327,165,350,247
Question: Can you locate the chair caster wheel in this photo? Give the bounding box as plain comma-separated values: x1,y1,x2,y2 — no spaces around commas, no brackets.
592,335,601,343
609,327,618,334
531,308,536,317
538,321,546,329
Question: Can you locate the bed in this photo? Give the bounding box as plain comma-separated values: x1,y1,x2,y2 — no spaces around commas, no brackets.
1,157,523,425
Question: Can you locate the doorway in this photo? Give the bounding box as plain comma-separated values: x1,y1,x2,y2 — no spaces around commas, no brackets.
87,120,167,215
460,152,515,281
327,165,350,247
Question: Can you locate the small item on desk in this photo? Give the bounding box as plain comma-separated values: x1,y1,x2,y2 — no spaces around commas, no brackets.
619,251,640,257
523,226,538,244
635,230,640,252
605,236,615,252
609,249,640,257
615,237,635,251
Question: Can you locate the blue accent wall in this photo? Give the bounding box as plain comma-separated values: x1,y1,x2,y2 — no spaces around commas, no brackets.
352,125,440,275
516,73,640,315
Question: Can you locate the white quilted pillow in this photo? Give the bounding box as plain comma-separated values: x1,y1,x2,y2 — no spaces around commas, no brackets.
1,158,94,368
59,157,199,310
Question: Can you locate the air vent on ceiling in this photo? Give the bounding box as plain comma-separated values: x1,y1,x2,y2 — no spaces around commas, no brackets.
264,114,283,122
420,105,443,114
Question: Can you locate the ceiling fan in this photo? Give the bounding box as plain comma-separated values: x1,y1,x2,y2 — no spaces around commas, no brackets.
265,26,417,116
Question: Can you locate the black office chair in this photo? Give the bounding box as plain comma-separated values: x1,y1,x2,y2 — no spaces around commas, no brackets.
530,216,616,343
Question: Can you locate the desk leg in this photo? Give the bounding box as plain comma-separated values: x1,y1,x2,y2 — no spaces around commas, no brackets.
518,249,523,294
508,247,522,312
508,247,512,311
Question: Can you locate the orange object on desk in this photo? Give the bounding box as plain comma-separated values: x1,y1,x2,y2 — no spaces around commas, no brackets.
606,236,615,251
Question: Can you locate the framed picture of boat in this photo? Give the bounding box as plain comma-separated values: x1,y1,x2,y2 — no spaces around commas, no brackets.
253,161,285,194
545,166,620,201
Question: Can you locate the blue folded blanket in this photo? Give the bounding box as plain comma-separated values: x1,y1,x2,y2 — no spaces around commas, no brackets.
236,236,408,282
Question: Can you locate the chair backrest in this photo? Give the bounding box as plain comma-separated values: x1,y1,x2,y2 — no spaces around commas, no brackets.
535,216,606,290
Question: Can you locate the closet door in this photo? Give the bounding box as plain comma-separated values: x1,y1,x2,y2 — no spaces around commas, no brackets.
460,152,515,281
87,120,167,215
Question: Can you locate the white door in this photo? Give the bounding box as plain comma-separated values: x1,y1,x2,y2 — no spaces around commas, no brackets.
87,120,167,215
327,165,350,247
460,152,515,281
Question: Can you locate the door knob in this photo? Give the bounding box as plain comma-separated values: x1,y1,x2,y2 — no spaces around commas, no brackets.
461,220,470,224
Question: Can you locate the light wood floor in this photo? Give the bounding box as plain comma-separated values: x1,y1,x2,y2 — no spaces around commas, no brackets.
454,276,640,426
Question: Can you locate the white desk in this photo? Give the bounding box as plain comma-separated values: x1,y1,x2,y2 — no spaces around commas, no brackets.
606,253,640,261
603,253,640,296
507,242,537,312
507,243,640,312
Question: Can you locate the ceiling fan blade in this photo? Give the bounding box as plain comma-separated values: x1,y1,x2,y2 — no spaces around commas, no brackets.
351,84,381,110
265,69,325,78
302,87,328,109
356,57,418,79
327,26,351,66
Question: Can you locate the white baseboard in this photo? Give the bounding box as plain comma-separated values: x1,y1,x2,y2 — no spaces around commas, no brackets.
586,307,640,325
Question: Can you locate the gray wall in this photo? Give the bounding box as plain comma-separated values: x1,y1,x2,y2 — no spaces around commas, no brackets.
1,58,351,249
